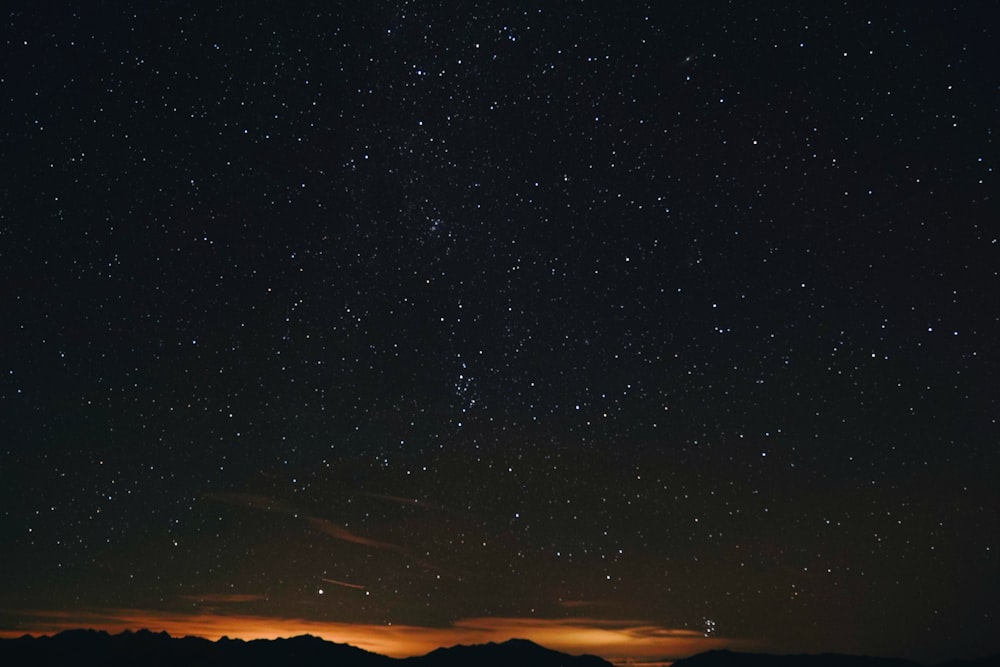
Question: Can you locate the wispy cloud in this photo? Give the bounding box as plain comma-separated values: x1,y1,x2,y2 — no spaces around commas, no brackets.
202,492,299,515
306,517,407,553
178,594,268,604
306,517,447,575
203,490,446,575
559,599,613,609
0,608,757,663
320,578,365,591
361,493,483,523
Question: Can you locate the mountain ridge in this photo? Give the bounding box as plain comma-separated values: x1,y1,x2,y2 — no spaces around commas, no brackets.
672,649,1000,667
2,630,998,667
0,630,611,666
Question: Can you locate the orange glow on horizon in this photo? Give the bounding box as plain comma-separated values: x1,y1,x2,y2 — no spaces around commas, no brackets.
0,608,755,664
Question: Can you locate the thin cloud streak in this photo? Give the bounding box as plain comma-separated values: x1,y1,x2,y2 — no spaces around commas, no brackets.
360,493,483,523
0,608,756,662
178,594,268,604
204,490,447,575
559,600,613,609
306,517,446,575
320,578,365,590
202,492,299,515
306,517,406,553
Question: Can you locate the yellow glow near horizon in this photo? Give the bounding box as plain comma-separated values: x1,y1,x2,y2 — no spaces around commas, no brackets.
0,608,755,664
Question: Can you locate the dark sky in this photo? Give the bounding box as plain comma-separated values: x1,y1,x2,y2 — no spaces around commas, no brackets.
1,2,997,664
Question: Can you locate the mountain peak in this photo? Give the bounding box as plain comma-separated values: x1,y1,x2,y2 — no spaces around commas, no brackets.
409,636,613,667
1,630,615,667
499,637,545,649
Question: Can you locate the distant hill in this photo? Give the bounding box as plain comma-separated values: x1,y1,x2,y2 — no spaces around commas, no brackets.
402,637,613,667
0,630,614,667
0,629,395,667
671,649,1000,667
2,632,998,667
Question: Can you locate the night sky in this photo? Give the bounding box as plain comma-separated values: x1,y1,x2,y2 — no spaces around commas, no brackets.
2,2,997,665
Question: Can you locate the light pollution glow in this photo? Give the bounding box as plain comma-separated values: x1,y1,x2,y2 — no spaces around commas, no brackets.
0,608,755,664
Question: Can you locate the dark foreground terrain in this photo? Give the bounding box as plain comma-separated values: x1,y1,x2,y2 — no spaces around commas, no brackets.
672,650,1000,667
2,631,998,667
0,631,608,667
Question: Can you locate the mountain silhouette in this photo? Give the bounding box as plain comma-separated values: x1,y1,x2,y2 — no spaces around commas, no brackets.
671,650,1000,667
402,638,613,667
0,630,613,667
3,632,998,667
0,629,395,667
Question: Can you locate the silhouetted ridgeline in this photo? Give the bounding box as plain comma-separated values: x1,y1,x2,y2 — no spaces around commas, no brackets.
2,632,999,667
0,630,612,667
0,630,393,667
403,637,612,667
671,650,1000,667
